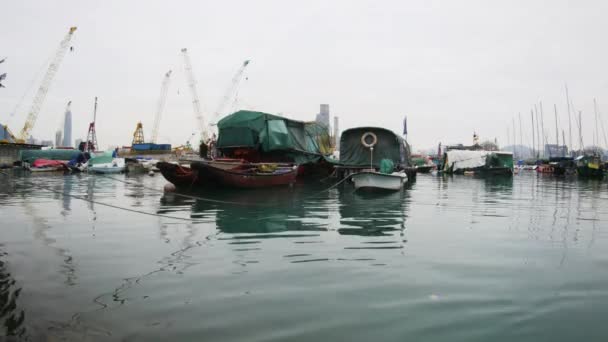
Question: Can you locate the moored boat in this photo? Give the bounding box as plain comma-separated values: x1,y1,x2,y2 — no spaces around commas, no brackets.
336,126,412,191
191,161,297,188
442,150,513,176
88,158,126,174
157,162,201,187
351,170,407,191
576,155,604,178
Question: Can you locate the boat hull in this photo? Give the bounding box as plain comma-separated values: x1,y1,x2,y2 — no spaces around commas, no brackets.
351,171,407,191
157,162,202,187
192,162,297,188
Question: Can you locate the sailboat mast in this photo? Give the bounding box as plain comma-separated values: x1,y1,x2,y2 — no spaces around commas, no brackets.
530,110,536,159
512,117,517,158
565,84,573,155
540,102,546,157
594,98,600,154
579,110,584,151
562,130,567,157
519,113,523,159
534,105,541,157
554,104,559,148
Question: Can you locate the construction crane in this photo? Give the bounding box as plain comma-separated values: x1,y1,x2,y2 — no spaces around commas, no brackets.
84,97,98,152
151,70,172,143
180,48,209,142
18,27,77,142
212,60,250,124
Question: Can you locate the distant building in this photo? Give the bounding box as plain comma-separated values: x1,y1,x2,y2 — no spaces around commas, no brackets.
27,136,39,145
55,130,62,147
545,144,568,157
63,106,72,147
315,104,330,128
40,140,53,147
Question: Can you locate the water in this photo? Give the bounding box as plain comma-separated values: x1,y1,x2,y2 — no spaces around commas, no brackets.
1,171,608,341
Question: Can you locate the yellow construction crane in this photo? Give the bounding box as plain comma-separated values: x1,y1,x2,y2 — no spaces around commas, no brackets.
16,27,77,143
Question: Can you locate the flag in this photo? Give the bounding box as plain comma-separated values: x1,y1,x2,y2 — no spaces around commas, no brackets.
0,58,5,64
0,73,6,81
402,116,407,135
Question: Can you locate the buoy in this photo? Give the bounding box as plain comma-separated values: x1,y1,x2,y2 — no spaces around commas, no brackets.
148,170,155,176
163,183,176,192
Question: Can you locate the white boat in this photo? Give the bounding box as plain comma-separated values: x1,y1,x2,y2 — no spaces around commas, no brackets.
88,158,126,174
351,170,407,191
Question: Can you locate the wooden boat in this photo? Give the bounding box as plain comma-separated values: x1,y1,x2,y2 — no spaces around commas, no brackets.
191,161,298,188
442,150,513,176
157,162,202,187
351,170,407,191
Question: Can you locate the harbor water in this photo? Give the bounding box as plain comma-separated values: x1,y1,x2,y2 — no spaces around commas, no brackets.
1,171,608,341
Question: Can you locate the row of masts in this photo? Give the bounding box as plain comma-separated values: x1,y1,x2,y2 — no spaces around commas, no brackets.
507,84,608,160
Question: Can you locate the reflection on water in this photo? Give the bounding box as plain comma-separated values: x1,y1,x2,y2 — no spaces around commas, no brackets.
1,172,608,341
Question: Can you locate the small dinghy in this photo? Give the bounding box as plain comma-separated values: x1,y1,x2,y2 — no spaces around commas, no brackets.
88,158,126,174
351,170,407,191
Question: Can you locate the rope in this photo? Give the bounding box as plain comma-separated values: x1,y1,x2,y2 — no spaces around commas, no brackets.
0,170,201,222
100,174,274,207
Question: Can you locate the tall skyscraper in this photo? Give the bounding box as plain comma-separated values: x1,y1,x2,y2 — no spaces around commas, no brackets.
55,130,62,147
315,104,330,128
62,104,72,147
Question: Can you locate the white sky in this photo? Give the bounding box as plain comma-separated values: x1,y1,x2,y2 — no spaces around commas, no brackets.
1,0,608,151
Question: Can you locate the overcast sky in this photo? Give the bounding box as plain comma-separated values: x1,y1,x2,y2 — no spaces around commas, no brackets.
1,0,608,151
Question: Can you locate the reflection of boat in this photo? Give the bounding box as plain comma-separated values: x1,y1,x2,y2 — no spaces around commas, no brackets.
415,165,433,173
576,155,604,178
351,170,407,191
191,162,297,188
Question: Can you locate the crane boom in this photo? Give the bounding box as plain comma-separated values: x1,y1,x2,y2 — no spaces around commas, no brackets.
19,27,77,141
151,70,172,143
180,48,209,142
212,60,250,123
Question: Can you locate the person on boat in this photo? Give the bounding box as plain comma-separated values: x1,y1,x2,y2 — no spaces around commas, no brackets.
199,141,208,159
112,147,118,158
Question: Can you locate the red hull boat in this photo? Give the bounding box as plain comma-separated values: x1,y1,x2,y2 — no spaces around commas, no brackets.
157,162,202,187
191,161,297,188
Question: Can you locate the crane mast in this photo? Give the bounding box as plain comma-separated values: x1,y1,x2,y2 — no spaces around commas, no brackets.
180,48,209,142
18,27,77,141
151,70,172,143
212,60,250,124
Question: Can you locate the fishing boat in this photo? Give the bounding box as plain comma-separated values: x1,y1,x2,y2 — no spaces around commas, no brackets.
336,127,412,191
213,110,334,177
576,155,604,178
191,161,298,188
157,162,201,187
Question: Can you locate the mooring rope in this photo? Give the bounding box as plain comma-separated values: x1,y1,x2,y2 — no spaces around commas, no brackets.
0,170,202,222
99,174,274,207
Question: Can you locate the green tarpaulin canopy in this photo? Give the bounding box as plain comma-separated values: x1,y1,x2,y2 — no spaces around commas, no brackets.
19,149,81,163
216,110,331,164
339,127,410,168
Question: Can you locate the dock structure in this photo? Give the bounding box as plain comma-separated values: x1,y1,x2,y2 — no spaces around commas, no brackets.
0,143,43,168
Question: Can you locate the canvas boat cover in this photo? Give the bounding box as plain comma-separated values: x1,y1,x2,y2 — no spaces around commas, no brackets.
216,110,332,164
444,150,513,172
20,149,81,163
339,127,410,168
31,159,67,168
444,150,489,171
